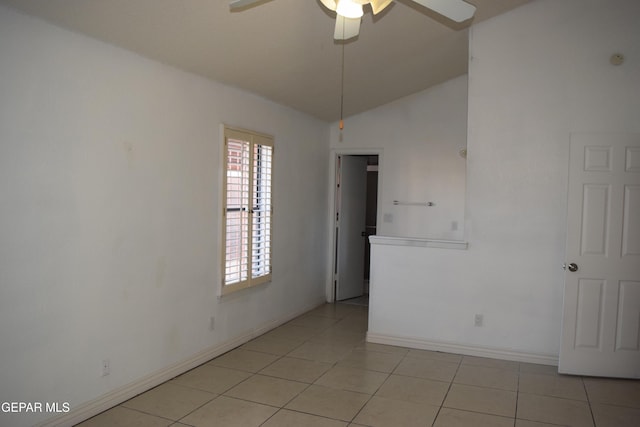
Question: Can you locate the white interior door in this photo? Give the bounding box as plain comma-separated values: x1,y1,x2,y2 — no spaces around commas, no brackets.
559,133,640,378
336,156,368,301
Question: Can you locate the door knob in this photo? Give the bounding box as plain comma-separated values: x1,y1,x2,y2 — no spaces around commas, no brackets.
566,262,578,272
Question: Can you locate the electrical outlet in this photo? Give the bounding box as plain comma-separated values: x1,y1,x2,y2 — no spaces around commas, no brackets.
474,314,483,327
209,316,215,331
101,359,110,377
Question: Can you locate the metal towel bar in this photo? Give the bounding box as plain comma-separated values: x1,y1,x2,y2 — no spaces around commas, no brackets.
393,200,434,207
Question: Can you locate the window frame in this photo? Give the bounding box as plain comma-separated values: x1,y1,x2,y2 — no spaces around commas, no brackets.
221,126,274,295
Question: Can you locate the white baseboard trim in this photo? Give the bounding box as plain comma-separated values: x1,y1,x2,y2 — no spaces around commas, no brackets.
36,334,250,427
38,299,326,427
367,332,559,366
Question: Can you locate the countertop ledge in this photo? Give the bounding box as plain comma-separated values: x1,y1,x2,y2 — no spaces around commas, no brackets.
369,236,468,250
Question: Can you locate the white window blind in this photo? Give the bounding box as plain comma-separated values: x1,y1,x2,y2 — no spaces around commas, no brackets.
222,127,273,294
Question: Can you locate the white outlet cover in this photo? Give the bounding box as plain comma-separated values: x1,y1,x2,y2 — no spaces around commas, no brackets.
474,314,483,326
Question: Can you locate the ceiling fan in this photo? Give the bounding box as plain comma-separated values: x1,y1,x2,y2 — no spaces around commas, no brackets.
229,0,476,41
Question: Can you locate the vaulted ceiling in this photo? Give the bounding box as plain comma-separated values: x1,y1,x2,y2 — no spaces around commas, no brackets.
0,0,531,121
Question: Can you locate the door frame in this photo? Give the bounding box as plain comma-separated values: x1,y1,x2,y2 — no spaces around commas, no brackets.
326,148,384,302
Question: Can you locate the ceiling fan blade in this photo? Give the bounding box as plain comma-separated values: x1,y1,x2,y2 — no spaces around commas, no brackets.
319,0,337,12
369,0,394,15
229,0,264,10
334,15,361,40
410,0,476,22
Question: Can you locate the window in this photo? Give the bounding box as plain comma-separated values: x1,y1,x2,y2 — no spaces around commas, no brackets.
222,127,273,295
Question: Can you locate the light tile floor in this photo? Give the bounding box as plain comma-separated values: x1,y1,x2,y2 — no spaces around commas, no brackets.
77,303,640,427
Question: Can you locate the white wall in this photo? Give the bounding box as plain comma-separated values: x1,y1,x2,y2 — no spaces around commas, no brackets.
329,75,468,240
367,0,640,361
0,5,328,426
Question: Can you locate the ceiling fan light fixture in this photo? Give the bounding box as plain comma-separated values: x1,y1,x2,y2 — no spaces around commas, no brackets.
336,0,364,19
369,0,394,15
319,0,337,11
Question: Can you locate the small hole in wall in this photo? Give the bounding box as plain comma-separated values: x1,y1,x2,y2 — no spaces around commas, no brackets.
610,53,624,66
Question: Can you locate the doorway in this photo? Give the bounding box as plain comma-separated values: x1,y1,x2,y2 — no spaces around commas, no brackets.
559,133,640,378
333,154,379,304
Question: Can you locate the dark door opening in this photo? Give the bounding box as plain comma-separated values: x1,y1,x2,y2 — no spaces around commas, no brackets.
335,154,378,305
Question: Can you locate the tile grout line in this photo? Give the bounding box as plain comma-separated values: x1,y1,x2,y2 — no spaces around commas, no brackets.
112,405,178,425
345,361,396,425
170,358,272,425
428,351,464,426
255,380,316,426
261,305,367,426
582,375,598,427
117,381,218,426
514,363,520,427
173,324,312,427
312,309,365,424
171,391,218,426
294,304,373,425
86,304,640,427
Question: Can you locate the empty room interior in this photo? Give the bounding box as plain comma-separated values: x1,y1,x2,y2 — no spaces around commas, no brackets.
0,0,639,426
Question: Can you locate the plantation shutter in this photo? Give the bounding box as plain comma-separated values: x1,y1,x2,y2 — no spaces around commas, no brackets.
222,128,273,294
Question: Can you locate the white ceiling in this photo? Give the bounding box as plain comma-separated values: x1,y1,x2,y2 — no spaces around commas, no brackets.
0,0,531,121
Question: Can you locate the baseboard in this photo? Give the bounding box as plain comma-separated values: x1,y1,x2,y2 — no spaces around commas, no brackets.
38,299,326,427
366,332,559,366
